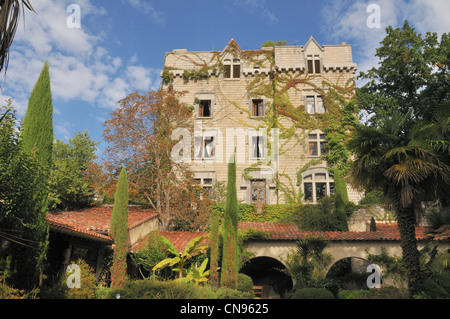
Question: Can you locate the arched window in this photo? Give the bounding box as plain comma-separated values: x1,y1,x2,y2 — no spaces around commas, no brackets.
224,58,241,79
302,169,334,203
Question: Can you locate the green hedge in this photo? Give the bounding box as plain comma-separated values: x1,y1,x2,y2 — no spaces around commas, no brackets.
289,288,335,299
211,203,299,223
338,286,408,299
103,280,257,299
237,273,254,294
104,280,201,299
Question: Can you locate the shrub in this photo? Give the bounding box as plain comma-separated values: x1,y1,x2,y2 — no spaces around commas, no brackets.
289,288,335,299
104,280,201,299
65,259,98,299
338,286,408,299
293,196,344,231
338,289,370,299
237,273,254,294
359,189,384,206
214,286,254,299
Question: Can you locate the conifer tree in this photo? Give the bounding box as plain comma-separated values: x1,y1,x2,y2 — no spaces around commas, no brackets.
333,169,349,231
110,167,129,287
220,155,239,289
22,60,54,176
209,209,220,287
19,61,54,287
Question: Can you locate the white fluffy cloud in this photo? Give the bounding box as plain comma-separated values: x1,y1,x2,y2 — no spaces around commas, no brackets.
1,0,161,115
321,0,450,83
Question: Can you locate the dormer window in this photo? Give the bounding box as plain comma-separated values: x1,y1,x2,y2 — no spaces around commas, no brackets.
307,55,321,74
224,59,241,79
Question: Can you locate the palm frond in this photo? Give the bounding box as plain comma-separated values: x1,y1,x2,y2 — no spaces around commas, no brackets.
0,0,36,76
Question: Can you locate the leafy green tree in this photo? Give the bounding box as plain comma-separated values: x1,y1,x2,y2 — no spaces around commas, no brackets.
131,231,169,279
220,155,239,289
352,20,450,297
48,130,99,210
348,110,450,296
0,104,48,289
358,20,450,125
110,167,129,288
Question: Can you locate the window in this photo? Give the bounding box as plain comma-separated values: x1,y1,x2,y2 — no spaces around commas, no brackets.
251,180,266,204
308,133,328,157
224,58,241,79
198,100,212,118
195,177,214,198
303,170,335,203
307,55,321,74
251,136,265,159
306,95,325,114
194,136,216,160
252,99,264,117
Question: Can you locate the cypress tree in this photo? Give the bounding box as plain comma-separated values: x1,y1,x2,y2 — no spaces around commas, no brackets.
333,169,349,231
110,167,129,287
209,209,220,287
19,61,54,287
370,217,377,232
22,60,54,175
220,155,239,289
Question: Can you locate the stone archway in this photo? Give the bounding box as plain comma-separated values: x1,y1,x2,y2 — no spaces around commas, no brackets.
326,257,372,290
240,256,293,299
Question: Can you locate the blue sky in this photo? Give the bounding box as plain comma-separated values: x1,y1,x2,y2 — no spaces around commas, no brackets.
1,0,449,156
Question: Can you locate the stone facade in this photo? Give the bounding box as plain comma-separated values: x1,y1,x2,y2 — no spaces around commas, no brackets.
163,37,363,205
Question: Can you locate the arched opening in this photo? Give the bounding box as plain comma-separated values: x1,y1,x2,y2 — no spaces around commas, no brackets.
326,257,372,290
240,256,293,299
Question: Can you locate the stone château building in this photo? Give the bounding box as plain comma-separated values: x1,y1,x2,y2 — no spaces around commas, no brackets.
162,37,362,208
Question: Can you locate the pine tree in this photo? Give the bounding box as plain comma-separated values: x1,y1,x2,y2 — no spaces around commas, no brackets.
110,167,129,287
19,61,54,287
220,155,239,289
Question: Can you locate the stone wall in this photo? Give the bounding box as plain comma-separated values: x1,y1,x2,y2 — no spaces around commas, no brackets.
348,205,396,232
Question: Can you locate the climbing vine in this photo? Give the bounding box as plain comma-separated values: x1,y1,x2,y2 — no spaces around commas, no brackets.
163,41,358,202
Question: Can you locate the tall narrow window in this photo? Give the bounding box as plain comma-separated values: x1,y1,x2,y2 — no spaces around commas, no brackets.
252,136,265,159
204,136,215,159
198,100,212,118
306,96,315,114
224,58,241,79
307,55,321,74
308,133,328,157
305,95,325,114
233,59,241,78
251,180,266,204
316,96,325,113
194,136,215,160
252,99,264,117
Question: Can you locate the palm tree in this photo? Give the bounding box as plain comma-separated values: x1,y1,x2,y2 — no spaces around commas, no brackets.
348,110,450,296
0,0,35,77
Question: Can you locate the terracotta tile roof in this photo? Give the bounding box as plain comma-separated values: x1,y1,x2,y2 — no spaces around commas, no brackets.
47,205,158,242
132,230,209,253
239,222,450,242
